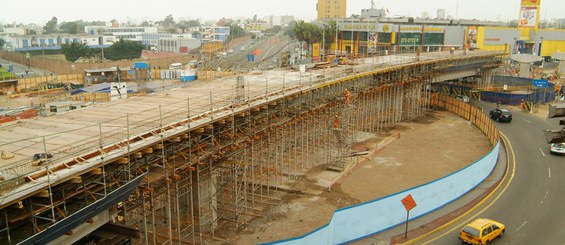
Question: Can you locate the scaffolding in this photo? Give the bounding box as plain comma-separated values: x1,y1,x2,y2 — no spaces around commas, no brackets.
0,51,504,245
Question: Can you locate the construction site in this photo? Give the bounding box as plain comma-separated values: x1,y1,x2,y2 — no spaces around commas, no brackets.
0,50,503,244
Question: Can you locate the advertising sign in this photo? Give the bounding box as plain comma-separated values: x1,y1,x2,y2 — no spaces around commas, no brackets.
521,0,540,5
368,33,377,52
399,33,421,46
466,27,478,49
312,43,320,62
519,7,537,27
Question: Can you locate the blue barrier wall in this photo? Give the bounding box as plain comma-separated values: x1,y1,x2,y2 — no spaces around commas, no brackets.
265,142,500,245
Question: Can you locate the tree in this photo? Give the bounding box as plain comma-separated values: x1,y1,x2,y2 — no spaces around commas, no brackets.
160,14,176,27
61,41,90,62
227,24,246,41
59,21,82,34
0,38,5,50
104,39,145,61
323,20,338,51
176,20,200,33
292,20,322,45
43,17,58,34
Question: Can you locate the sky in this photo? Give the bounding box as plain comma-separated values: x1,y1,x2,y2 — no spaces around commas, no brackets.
1,0,563,25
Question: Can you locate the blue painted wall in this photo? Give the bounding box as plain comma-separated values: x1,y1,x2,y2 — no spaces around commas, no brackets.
265,142,500,245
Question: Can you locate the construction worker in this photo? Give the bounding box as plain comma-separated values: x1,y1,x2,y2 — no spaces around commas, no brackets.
345,88,350,105
333,115,339,128
520,99,524,109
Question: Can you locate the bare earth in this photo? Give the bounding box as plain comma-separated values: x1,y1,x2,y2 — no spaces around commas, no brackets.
216,110,492,244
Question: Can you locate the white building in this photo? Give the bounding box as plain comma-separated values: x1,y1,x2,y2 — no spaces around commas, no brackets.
437,9,446,20
84,26,158,42
7,34,117,51
157,36,201,54
200,25,230,42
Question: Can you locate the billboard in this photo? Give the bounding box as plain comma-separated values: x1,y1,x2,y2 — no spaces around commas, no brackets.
521,0,540,5
367,32,379,52
466,27,478,49
519,6,538,27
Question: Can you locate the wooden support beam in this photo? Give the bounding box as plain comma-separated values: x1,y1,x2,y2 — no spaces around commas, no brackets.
142,148,153,154
35,190,50,198
116,158,129,164
70,176,82,184
133,152,143,158
89,168,102,175
153,144,163,150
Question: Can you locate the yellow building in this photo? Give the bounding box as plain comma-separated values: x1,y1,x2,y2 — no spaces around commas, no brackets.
317,0,347,20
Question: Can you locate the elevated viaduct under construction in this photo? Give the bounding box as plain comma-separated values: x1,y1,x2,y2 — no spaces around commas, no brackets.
0,50,503,244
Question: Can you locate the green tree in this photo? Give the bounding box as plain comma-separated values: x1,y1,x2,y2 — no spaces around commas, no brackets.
176,20,200,33
293,20,322,45
160,14,176,27
61,41,90,62
104,39,145,61
323,20,337,51
0,38,5,50
59,21,82,34
227,24,246,41
43,17,58,34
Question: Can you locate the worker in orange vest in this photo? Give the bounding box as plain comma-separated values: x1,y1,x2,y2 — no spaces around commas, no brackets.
520,99,524,109
333,115,339,128
345,88,350,105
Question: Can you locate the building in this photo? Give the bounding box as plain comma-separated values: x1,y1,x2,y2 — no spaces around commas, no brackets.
326,13,506,56
84,26,158,42
157,36,201,54
200,25,230,42
317,0,347,20
6,34,117,51
437,9,446,20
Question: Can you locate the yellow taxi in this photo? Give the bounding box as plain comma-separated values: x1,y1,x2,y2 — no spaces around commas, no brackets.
459,218,505,245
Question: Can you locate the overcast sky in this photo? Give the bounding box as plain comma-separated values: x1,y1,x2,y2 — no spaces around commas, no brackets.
1,0,563,25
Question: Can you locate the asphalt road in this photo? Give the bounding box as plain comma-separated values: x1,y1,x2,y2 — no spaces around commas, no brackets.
419,103,565,244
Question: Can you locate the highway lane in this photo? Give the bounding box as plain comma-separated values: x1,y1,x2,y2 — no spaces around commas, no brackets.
419,103,565,244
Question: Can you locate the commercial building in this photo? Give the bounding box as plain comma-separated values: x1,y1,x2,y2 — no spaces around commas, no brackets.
200,25,230,42
84,26,158,42
317,0,347,20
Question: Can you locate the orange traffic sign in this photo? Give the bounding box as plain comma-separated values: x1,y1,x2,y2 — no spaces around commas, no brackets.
401,194,417,211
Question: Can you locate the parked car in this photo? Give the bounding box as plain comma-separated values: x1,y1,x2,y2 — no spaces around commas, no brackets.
549,142,565,155
489,108,512,122
456,94,470,103
459,218,505,245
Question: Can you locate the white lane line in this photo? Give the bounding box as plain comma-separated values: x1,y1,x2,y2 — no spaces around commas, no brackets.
523,119,531,124
541,191,549,204
548,168,551,179
540,148,546,157
516,221,527,232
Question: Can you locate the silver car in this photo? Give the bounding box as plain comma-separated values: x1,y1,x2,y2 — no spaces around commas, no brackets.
549,143,565,155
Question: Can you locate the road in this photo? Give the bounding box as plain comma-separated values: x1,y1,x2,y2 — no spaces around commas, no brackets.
419,103,565,244
0,58,55,78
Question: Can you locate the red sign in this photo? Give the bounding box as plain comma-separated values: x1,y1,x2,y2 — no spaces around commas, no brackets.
401,194,417,211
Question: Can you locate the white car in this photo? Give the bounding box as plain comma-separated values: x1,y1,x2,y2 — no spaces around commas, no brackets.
456,95,470,103
549,143,565,155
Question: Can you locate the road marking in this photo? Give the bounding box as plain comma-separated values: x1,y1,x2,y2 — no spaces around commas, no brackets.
548,168,551,179
516,221,527,232
417,134,516,244
523,119,531,124
541,191,549,204
540,148,546,157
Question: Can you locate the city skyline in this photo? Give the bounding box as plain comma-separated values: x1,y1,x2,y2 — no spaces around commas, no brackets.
1,0,564,25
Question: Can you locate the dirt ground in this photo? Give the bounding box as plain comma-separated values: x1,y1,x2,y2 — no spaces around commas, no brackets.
216,110,492,244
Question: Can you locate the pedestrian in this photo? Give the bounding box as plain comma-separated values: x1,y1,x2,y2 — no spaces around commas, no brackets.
25,69,29,76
